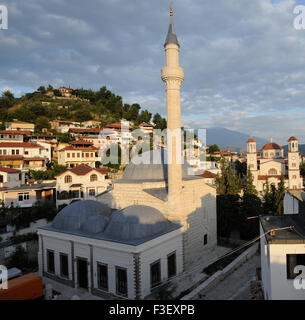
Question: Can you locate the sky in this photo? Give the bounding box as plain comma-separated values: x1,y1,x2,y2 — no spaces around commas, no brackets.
1,0,305,144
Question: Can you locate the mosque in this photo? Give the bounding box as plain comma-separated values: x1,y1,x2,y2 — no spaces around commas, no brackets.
37,6,217,299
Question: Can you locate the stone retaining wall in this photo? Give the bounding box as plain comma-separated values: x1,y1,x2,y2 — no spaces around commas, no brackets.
181,243,259,300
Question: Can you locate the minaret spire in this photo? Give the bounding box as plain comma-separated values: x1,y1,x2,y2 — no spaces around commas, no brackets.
161,4,184,207
164,3,179,47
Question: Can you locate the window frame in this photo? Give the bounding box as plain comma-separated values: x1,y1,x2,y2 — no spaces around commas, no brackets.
97,262,109,292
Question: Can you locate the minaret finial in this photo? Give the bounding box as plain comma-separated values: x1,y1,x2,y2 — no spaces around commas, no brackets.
170,2,173,17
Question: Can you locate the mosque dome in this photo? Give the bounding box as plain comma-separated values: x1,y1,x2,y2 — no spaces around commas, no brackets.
288,136,298,142
103,205,174,241
52,200,111,231
80,215,109,234
122,149,194,181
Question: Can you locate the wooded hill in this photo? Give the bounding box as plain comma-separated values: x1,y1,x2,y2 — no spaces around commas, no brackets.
0,85,167,132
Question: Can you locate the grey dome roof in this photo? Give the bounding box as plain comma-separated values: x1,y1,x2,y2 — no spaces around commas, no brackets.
52,200,111,231
103,205,174,241
81,215,109,234
122,149,193,181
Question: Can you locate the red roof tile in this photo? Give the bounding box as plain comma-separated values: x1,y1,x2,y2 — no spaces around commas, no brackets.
261,142,282,151
0,166,21,173
0,130,31,135
258,175,288,180
0,142,41,148
196,171,217,178
55,164,106,177
288,136,298,142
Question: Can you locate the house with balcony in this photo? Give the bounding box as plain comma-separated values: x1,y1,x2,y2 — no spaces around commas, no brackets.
55,164,111,208
0,181,56,208
57,140,99,168
0,142,50,171
0,130,31,142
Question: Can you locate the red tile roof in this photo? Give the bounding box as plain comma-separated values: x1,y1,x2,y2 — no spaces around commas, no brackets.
62,145,98,151
0,142,41,148
0,166,21,173
247,138,256,143
0,130,31,135
55,164,106,177
258,175,288,180
69,128,101,133
261,142,282,151
288,136,298,142
196,171,217,178
69,140,93,145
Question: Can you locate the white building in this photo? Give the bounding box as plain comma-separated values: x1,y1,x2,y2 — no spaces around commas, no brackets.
247,136,303,194
260,213,305,300
0,166,24,189
55,164,111,208
38,201,183,299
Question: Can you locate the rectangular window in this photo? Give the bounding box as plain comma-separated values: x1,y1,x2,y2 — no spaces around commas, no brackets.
204,234,208,245
167,252,176,278
24,193,29,200
0,175,3,183
97,263,108,291
12,150,15,155
150,260,161,288
18,193,23,201
60,253,69,278
116,267,127,296
16,150,19,155
287,254,305,279
77,153,80,158
24,151,28,155
89,189,95,197
67,153,70,158
72,153,75,158
72,190,79,198
0,150,2,155
86,153,89,158
47,250,55,274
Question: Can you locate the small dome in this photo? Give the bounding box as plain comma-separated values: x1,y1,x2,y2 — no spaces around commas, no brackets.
122,149,193,181
247,138,256,143
104,205,173,241
81,215,109,234
288,136,298,142
52,200,111,231
261,142,282,151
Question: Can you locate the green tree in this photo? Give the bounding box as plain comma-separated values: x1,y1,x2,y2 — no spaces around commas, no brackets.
37,86,46,94
208,144,220,154
35,116,50,132
275,175,286,215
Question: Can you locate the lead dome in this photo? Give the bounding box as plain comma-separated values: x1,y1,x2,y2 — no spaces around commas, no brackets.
122,149,194,181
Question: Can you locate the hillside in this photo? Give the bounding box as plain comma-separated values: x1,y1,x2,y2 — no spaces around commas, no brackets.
0,86,167,132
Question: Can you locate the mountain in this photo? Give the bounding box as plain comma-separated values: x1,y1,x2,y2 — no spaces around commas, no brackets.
282,144,305,156
206,127,268,150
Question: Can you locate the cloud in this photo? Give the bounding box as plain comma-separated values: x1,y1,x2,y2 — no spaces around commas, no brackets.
0,0,305,144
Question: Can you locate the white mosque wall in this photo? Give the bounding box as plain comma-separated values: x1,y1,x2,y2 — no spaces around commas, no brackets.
38,227,183,299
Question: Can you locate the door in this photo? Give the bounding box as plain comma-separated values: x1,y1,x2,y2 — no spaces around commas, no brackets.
77,258,88,289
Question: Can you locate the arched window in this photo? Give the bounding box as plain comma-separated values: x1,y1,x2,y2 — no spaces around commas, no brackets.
268,168,277,175
90,174,98,182
64,175,72,183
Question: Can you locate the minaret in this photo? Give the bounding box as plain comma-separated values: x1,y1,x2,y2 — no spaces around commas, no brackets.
161,4,184,205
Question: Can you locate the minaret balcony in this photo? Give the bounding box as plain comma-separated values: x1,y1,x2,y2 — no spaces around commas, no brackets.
161,67,184,84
